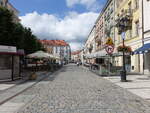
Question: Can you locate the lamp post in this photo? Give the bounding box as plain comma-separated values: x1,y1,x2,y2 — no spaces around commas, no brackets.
121,35,127,82
119,17,128,82
116,9,132,82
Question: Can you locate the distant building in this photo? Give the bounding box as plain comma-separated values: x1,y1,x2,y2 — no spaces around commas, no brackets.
40,40,71,63
0,0,20,23
71,50,82,62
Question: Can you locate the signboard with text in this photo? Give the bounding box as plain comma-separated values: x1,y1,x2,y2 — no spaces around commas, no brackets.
0,45,16,53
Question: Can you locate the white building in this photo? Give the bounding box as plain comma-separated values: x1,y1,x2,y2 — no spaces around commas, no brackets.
40,40,71,63
134,0,150,74
143,0,150,43
84,26,96,62
71,50,82,62
142,0,150,74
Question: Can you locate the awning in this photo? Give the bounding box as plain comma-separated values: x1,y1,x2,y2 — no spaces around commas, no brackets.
95,49,109,58
85,50,110,59
0,52,24,56
133,43,150,54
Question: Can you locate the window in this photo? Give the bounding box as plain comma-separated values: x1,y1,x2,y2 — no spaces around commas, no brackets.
135,21,139,36
135,0,139,9
129,29,132,39
0,1,3,6
128,2,132,14
56,47,58,53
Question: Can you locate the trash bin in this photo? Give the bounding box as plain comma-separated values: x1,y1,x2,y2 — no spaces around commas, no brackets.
120,70,127,82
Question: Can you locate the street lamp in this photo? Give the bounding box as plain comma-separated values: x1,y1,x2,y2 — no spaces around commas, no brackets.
116,12,132,82
121,32,127,82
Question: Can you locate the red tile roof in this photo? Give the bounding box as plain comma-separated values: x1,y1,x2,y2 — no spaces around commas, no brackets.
40,40,69,46
71,50,82,55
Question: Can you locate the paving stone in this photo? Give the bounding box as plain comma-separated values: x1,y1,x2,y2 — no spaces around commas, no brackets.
12,64,150,113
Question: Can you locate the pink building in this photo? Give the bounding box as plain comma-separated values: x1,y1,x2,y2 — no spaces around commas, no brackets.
95,13,105,51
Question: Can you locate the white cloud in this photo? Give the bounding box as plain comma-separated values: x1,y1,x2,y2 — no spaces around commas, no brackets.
66,0,101,11
20,11,98,50
69,42,84,51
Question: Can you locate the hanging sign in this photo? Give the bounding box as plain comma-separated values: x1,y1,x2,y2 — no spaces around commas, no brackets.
105,37,114,45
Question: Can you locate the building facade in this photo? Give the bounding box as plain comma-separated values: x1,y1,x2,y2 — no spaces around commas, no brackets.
0,0,20,23
40,40,71,64
115,0,143,74
95,13,105,51
103,0,116,43
71,50,82,63
84,26,96,64
141,0,150,74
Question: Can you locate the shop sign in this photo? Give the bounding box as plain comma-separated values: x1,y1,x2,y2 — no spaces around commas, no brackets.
0,45,16,53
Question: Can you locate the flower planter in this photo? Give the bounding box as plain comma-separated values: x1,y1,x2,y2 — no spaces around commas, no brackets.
29,72,37,80
117,45,132,53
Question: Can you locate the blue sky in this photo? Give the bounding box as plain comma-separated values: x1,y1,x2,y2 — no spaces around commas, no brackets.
10,0,106,50
10,0,106,16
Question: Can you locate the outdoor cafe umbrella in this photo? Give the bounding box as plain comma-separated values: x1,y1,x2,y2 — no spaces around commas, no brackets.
27,51,51,59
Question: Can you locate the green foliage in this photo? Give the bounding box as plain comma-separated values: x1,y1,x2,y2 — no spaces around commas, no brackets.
0,7,44,54
0,7,14,45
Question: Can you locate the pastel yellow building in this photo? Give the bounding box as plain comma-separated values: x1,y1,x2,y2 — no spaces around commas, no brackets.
115,0,143,74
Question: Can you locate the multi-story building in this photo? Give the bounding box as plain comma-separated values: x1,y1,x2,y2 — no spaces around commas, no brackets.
0,0,20,23
84,26,96,64
115,0,143,73
95,13,105,51
134,0,150,74
40,40,71,63
83,0,150,75
71,50,82,63
142,0,150,74
84,0,116,67
103,0,116,43
0,0,7,7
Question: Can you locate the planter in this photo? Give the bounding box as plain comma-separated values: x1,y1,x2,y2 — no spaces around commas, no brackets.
117,45,132,53
29,72,37,80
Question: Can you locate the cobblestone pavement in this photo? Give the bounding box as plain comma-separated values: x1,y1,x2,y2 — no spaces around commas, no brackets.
16,64,150,113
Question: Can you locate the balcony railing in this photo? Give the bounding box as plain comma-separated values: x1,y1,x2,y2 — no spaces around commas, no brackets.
115,9,133,34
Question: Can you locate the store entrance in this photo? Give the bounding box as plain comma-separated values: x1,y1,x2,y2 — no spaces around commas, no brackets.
125,56,131,72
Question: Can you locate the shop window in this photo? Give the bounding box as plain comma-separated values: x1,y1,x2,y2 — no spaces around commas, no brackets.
96,58,104,64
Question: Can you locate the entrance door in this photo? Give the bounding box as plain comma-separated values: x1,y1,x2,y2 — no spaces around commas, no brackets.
125,56,131,72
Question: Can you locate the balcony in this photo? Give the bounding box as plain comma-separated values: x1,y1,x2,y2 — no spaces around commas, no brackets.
115,9,133,34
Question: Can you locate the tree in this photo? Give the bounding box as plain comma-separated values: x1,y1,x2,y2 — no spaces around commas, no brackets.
0,7,44,54
0,7,14,45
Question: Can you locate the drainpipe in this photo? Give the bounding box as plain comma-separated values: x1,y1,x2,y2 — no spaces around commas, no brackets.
142,0,145,74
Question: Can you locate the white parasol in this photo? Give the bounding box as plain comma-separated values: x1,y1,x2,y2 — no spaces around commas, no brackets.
27,51,52,59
